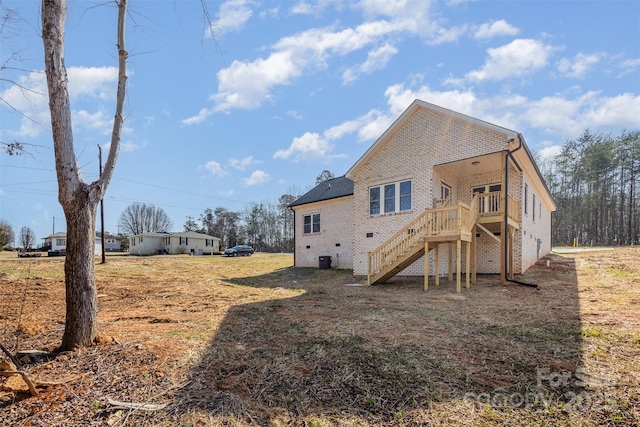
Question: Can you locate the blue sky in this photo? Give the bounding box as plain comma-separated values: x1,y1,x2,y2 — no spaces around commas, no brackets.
1,0,639,244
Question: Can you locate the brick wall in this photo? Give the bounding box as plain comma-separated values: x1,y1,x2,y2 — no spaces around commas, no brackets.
519,173,553,271
293,196,354,269
351,106,513,276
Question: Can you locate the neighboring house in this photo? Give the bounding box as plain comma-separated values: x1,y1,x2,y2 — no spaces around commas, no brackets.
128,231,220,256
103,234,121,252
42,232,119,255
290,99,556,291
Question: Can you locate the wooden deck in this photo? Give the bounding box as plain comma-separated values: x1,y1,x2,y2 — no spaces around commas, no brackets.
367,193,520,291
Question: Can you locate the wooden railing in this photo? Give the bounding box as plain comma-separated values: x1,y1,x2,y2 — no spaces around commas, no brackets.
425,203,472,236
366,192,518,284
476,191,520,223
367,210,430,282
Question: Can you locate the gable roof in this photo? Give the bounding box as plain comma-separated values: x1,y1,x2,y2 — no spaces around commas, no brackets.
346,99,518,179
289,176,354,208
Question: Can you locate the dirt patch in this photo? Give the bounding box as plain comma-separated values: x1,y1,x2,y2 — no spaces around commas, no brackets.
0,250,639,425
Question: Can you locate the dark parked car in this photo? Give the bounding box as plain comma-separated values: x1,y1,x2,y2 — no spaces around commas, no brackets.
224,245,254,256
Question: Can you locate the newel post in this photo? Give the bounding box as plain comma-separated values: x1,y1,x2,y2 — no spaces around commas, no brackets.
367,251,371,286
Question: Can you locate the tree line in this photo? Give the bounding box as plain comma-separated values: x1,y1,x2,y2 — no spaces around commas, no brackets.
540,129,640,247
118,171,336,252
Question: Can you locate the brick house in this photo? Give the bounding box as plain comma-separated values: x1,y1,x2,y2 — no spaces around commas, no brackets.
290,99,556,291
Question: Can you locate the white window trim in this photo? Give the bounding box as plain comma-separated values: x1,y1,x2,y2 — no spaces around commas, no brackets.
303,213,321,235
369,179,412,216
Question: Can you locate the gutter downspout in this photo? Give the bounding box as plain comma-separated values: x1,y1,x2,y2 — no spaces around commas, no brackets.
505,135,538,289
291,207,296,266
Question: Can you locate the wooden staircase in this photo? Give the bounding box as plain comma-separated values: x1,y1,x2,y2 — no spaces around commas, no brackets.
367,195,479,287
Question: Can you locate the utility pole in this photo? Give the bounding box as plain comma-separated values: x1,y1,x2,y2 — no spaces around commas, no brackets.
98,145,106,264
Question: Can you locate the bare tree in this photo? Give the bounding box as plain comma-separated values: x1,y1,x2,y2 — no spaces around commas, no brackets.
0,219,15,249
19,226,36,250
315,169,335,185
42,0,128,350
118,203,173,236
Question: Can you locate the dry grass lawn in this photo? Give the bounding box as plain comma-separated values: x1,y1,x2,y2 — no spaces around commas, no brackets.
0,248,639,426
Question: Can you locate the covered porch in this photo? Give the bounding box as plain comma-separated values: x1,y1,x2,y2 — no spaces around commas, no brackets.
367,150,522,291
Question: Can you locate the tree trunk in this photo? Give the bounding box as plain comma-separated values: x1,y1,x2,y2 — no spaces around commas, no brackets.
62,191,99,350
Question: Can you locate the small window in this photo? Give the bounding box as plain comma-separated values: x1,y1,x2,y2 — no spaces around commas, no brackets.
312,213,320,233
303,214,321,234
533,195,536,221
400,181,411,211
384,184,395,213
370,187,380,215
441,183,451,200
139,236,143,243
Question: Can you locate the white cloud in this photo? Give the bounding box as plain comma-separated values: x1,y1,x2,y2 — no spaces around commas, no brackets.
429,24,469,45
538,145,563,159
182,108,214,126
474,19,520,40
244,170,271,186
466,39,556,82
207,0,254,36
287,110,303,120
67,66,119,100
280,81,640,167
619,57,640,70
103,138,145,153
120,140,140,152
342,43,399,84
1,66,121,138
617,57,640,78
196,1,438,115
290,1,333,15
203,160,228,177
229,156,261,170
73,110,111,134
273,130,351,162
557,52,603,78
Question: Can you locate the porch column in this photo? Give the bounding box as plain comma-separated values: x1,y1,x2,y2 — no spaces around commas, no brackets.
508,225,515,279
448,242,453,281
423,242,429,291
456,239,461,293
466,241,471,289
500,151,507,285
435,243,440,286
471,225,477,284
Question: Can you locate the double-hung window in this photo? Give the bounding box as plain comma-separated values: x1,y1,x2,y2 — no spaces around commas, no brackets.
370,187,380,215
533,195,536,221
180,237,188,245
303,213,321,234
369,180,412,215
